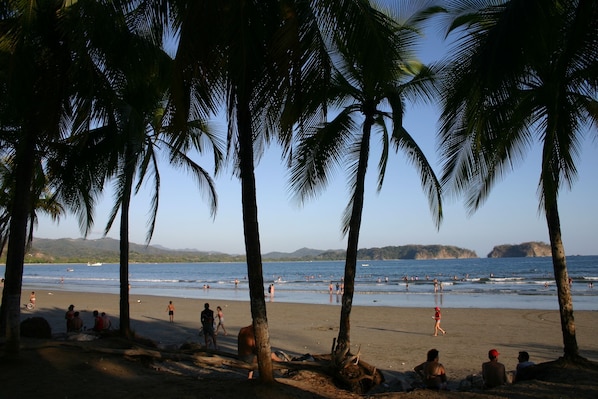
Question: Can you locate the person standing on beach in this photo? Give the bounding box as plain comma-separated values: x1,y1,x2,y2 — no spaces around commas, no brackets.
167,301,175,323
482,349,507,388
200,303,217,349
433,307,446,336
215,306,227,335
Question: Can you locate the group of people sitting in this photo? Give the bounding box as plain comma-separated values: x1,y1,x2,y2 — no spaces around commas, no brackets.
64,304,112,333
414,348,535,391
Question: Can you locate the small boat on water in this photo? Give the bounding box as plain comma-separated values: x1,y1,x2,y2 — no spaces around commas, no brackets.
361,263,370,267
87,262,102,267
66,268,74,272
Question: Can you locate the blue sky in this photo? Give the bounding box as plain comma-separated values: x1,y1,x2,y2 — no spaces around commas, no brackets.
34,12,598,257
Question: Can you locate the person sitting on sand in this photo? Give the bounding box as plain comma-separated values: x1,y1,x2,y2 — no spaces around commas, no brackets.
414,349,448,390
71,311,83,332
101,312,112,330
91,310,104,332
514,351,535,382
482,349,507,388
237,324,285,379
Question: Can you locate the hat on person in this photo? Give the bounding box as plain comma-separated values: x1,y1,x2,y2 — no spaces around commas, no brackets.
489,349,500,358
435,307,440,310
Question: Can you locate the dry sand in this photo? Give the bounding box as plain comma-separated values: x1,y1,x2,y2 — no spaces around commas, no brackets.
20,288,598,383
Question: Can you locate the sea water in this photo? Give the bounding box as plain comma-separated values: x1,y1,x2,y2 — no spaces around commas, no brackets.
8,256,598,310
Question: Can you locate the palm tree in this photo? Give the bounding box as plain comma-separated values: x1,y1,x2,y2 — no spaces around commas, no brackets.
0,0,111,355
290,2,442,365
158,0,339,381
53,2,224,338
0,156,64,258
0,155,65,336
100,42,222,339
439,0,598,360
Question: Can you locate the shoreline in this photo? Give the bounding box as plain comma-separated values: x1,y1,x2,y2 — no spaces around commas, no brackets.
19,286,598,385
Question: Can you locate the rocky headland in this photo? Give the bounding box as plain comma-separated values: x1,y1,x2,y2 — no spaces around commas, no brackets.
487,241,551,258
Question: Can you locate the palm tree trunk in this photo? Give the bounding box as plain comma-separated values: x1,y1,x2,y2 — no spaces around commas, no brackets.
2,133,35,356
545,201,579,359
335,122,371,359
119,151,134,339
237,99,274,382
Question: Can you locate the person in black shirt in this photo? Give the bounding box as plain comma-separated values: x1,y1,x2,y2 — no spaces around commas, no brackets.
200,303,217,349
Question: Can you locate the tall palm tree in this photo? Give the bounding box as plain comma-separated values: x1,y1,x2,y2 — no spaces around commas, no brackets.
290,2,442,365
0,155,65,336
157,0,340,381
56,2,224,338
0,0,113,355
439,0,598,360
101,45,222,339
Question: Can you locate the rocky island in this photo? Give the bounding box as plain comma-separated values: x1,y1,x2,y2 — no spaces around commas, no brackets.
487,241,552,258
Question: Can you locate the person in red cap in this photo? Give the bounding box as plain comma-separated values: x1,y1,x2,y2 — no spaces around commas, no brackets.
433,307,446,336
482,348,507,388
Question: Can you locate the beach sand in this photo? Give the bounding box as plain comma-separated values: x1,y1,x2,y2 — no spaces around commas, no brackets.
5,287,598,398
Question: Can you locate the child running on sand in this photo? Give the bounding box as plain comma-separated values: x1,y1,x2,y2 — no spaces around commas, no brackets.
215,306,227,335
433,307,446,336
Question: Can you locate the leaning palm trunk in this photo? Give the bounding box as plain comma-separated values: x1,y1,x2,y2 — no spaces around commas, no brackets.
545,202,579,359
237,100,274,382
334,123,371,362
2,136,36,356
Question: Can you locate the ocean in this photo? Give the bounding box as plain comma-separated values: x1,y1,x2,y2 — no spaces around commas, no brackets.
9,256,598,310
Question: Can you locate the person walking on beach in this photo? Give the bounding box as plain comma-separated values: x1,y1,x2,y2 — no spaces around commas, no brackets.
482,349,507,388
200,303,217,349
167,301,175,323
433,307,446,336
215,306,227,335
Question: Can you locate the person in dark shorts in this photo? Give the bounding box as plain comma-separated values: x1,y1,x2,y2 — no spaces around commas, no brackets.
167,301,175,323
200,303,217,349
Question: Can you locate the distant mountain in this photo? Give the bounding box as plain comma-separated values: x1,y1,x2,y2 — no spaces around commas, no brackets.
487,241,551,258
24,238,246,264
10,238,480,264
262,247,330,260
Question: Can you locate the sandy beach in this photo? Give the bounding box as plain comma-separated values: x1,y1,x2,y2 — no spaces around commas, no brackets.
19,287,598,383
